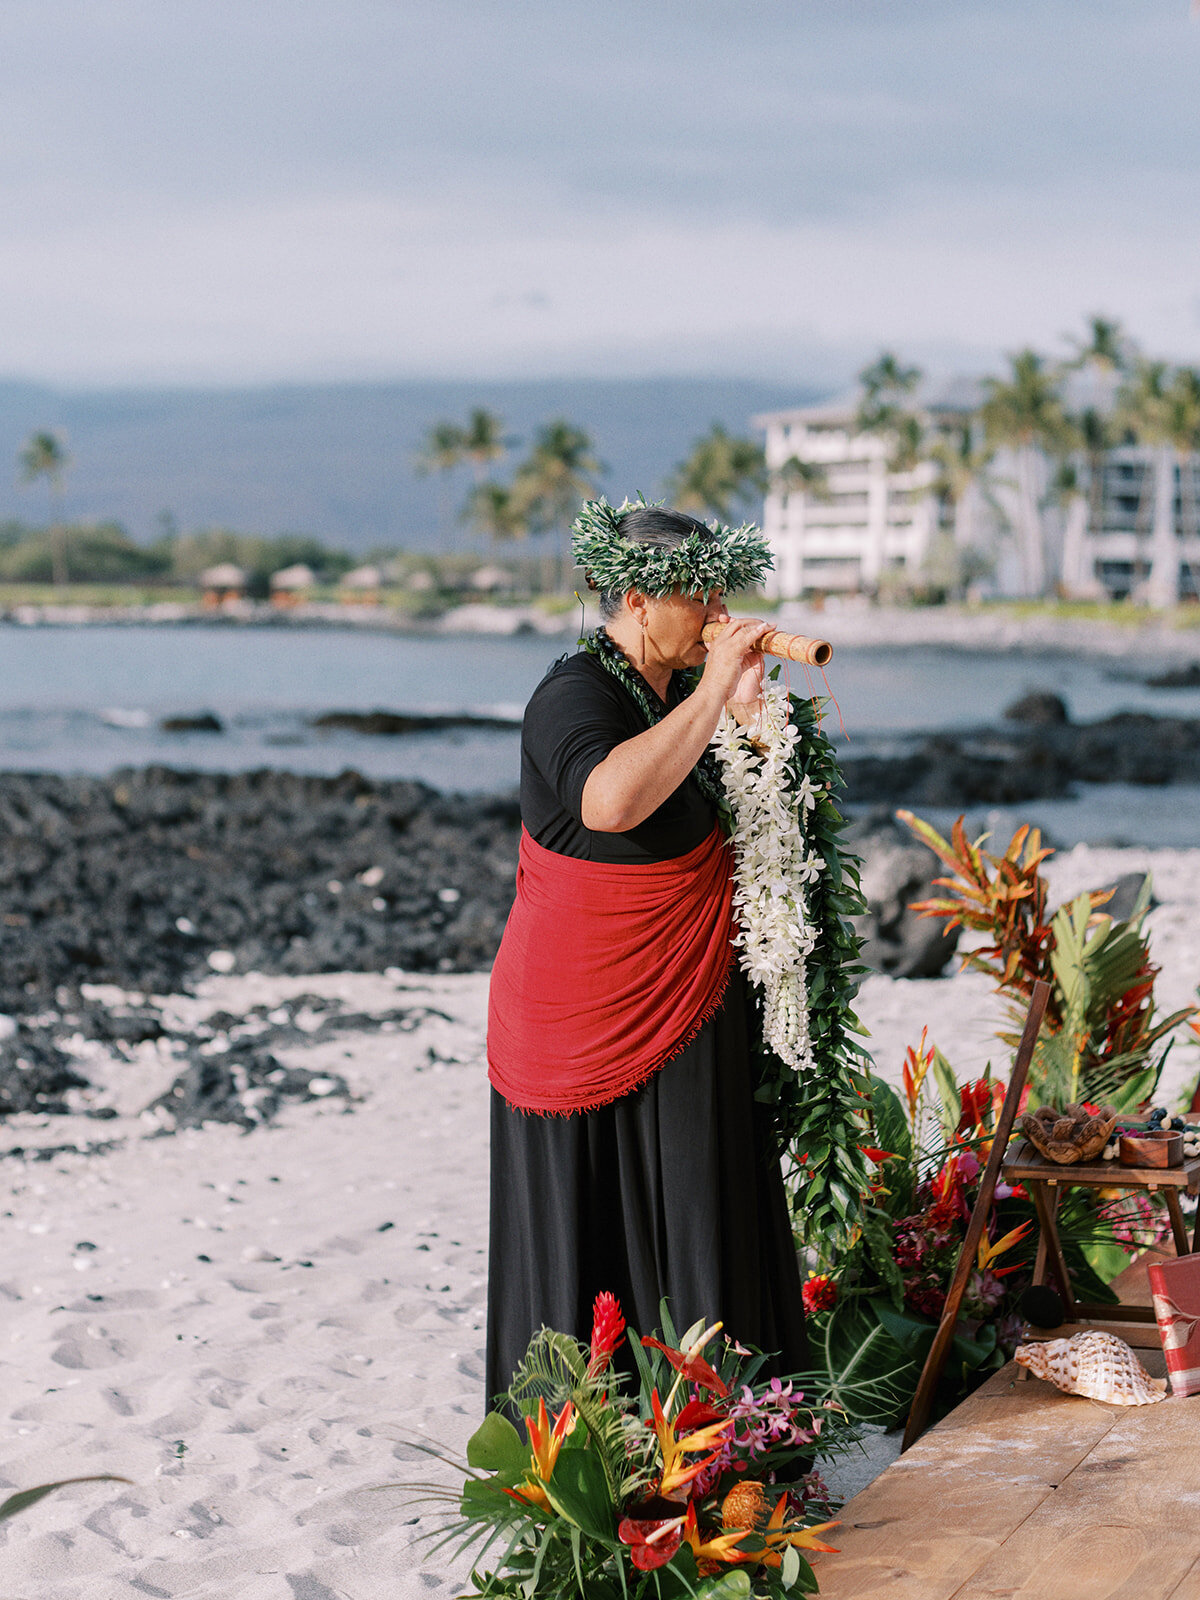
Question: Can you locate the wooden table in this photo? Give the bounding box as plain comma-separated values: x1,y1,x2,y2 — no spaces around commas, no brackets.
811,1353,1200,1600
1002,1139,1200,1325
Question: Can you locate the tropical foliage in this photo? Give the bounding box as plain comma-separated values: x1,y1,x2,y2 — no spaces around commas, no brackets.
801,1045,1148,1427
896,811,1197,1110
412,1296,847,1598
665,425,769,522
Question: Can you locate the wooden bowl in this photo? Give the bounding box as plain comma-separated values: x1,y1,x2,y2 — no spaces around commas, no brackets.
1118,1130,1183,1168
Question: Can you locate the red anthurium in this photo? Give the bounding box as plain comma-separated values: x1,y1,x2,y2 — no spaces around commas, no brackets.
618,1511,685,1571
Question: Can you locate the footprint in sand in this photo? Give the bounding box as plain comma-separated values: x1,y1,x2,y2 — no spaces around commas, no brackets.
51,1319,141,1369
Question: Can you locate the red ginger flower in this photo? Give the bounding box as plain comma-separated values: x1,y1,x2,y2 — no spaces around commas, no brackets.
588,1290,626,1378
802,1272,837,1314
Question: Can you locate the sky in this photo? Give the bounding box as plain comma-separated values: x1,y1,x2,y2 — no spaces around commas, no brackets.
2,0,1199,390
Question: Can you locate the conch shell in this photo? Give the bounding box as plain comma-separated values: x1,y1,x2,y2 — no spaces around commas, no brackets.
1020,1102,1119,1164
1015,1330,1166,1405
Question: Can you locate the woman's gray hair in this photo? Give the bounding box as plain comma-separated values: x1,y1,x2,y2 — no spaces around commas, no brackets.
591,505,716,618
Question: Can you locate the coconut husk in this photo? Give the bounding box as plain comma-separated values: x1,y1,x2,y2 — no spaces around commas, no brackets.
1020,1102,1119,1164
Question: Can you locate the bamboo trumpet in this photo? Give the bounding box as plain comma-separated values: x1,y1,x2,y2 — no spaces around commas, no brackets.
700,622,832,666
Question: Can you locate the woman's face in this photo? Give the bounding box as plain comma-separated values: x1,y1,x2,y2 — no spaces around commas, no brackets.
643,587,729,670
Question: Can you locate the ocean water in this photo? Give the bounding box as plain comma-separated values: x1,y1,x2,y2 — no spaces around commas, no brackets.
2,622,1200,845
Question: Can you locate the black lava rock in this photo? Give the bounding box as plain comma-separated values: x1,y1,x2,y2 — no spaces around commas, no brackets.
160,713,224,733
844,812,961,979
0,769,520,1015
146,1045,352,1131
0,1023,90,1116
1003,691,1070,726
1146,662,1200,689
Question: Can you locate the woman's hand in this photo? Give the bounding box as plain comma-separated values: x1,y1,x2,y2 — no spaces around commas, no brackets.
698,617,772,707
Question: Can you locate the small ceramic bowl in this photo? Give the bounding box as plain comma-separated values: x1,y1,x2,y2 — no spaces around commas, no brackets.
1118,1130,1184,1168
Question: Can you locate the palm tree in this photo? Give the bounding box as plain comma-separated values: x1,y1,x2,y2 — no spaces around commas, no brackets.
463,482,528,548
461,408,513,484
1064,314,1130,380
665,425,768,522
511,420,604,593
415,420,468,548
18,430,71,585
980,350,1074,596
856,351,922,435
1114,359,1196,607
774,455,830,501
1167,368,1200,558
927,418,995,557
1060,316,1133,578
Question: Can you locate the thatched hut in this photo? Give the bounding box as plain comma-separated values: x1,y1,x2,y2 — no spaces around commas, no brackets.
269,563,316,607
198,563,249,607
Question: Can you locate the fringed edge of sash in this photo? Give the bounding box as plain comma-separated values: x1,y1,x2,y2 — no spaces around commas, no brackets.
490,950,734,1118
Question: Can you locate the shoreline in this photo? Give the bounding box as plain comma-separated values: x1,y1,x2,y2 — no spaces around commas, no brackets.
2,596,1199,664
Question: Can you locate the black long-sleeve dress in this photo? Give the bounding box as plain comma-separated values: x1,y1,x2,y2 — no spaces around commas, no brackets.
485,651,807,1407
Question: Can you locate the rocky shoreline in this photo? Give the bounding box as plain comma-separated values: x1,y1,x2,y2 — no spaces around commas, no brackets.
844,707,1200,806
0,730,1191,1126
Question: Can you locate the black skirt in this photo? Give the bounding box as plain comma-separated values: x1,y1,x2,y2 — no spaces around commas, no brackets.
485,968,808,1409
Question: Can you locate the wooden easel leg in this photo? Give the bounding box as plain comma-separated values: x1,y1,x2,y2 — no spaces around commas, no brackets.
1165,1189,1190,1257
901,981,1050,1452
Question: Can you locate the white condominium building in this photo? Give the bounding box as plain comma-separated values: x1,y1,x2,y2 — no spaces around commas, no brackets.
754,396,946,600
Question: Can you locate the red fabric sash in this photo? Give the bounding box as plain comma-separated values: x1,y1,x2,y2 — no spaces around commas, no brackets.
487,826,734,1115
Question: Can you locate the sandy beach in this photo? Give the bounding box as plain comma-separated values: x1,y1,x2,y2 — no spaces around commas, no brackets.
0,844,1197,1597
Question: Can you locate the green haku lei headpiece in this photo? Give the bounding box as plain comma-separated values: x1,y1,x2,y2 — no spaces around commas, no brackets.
571,496,774,602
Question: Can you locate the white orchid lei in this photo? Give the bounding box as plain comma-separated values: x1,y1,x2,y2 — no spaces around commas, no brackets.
709,674,876,1240
584,630,875,1241
710,681,825,1074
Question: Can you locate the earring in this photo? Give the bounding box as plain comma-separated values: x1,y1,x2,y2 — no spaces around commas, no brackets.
637,619,646,669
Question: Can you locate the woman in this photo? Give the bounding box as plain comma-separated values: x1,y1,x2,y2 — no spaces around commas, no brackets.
485,501,808,1407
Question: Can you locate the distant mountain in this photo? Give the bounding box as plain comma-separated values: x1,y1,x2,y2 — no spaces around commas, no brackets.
0,376,822,553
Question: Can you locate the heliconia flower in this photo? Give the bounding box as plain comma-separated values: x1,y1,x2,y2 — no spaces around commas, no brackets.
641,1324,730,1397
977,1219,1033,1277
802,1271,837,1314
902,1030,933,1121
681,1501,754,1571
758,1492,840,1564
957,1077,993,1135
503,1397,575,1515
587,1291,626,1377
646,1388,734,1498
859,1146,895,1165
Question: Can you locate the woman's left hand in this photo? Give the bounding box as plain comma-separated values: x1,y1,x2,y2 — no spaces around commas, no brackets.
727,652,765,711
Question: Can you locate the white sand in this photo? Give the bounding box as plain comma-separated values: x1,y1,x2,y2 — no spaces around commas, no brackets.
1,847,1198,1597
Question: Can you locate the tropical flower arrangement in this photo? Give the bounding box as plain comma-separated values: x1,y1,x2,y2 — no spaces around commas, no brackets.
415,1295,850,1598
787,809,1200,1428
802,1031,1192,1425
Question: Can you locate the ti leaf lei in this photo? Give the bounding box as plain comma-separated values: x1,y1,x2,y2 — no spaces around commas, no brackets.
583,629,874,1244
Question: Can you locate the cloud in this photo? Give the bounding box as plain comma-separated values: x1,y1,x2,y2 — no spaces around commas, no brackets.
0,0,1197,382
